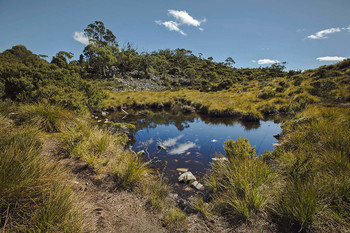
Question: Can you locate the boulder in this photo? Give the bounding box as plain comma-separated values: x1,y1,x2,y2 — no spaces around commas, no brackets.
176,168,189,172
178,172,197,183
192,181,205,191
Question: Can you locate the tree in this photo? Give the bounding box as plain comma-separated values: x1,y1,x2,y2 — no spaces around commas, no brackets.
225,57,235,67
84,21,118,47
51,51,73,68
82,21,119,78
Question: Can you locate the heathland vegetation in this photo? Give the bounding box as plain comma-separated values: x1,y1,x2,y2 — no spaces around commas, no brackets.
1,21,349,232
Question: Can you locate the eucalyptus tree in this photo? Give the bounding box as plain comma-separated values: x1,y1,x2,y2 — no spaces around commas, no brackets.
83,21,119,78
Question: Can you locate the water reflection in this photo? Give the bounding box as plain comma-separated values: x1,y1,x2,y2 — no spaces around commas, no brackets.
160,135,184,147
110,108,276,132
168,141,198,155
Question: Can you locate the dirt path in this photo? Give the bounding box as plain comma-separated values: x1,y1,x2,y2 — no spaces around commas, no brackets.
41,136,166,233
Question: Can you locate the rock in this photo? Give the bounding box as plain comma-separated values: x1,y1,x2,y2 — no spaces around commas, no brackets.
178,172,197,183
169,193,179,199
212,157,228,162
104,119,109,123
97,120,102,123
176,168,189,172
183,186,193,191
95,116,98,119
272,143,281,147
158,145,167,150
192,181,205,191
101,111,108,116
180,105,195,113
137,150,145,156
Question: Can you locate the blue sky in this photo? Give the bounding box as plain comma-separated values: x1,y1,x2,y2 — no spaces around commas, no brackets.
0,0,349,70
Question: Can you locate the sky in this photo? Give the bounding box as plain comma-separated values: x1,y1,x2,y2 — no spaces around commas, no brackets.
0,0,349,70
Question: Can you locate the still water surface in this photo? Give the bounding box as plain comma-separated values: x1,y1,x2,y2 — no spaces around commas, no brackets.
110,109,282,191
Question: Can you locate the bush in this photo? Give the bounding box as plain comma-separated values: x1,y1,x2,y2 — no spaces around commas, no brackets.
0,45,105,112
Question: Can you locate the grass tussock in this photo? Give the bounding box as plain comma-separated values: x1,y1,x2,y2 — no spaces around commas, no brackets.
16,102,77,132
206,137,279,220
61,119,145,185
0,115,82,232
138,174,188,230
272,106,350,231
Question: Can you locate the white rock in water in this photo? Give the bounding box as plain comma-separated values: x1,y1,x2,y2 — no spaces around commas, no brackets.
212,157,228,162
178,172,197,183
176,168,189,172
192,181,205,191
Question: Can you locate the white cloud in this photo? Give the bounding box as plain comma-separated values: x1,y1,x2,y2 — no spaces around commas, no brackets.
316,56,347,62
257,59,279,65
168,9,205,27
156,9,206,35
155,20,186,36
73,31,89,45
307,27,342,39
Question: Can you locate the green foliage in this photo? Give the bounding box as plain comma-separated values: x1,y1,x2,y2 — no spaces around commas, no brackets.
0,45,105,112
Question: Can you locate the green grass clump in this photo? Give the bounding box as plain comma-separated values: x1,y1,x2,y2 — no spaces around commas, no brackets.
272,106,350,231
206,137,278,220
16,102,76,132
61,119,151,188
113,151,152,187
0,118,82,232
191,197,213,220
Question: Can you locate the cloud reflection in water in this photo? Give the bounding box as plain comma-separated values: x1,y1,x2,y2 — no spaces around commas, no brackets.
168,141,198,155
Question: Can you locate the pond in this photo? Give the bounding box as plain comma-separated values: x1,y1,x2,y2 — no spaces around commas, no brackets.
109,108,283,195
